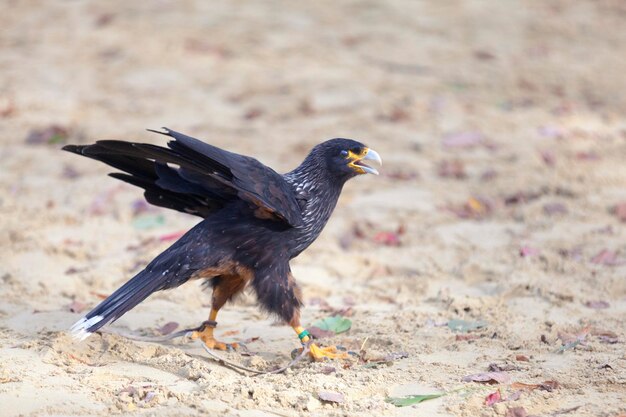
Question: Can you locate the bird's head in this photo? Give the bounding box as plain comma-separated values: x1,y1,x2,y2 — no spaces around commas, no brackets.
310,138,382,180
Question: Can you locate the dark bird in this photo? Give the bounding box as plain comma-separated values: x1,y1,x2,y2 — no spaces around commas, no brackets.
63,128,381,359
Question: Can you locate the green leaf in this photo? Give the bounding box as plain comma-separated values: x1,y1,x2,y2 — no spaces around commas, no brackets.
385,393,445,407
447,319,487,333
311,315,352,334
132,215,165,230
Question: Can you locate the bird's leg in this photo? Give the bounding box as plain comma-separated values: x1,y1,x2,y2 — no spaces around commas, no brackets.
192,275,248,351
191,308,239,350
293,325,348,361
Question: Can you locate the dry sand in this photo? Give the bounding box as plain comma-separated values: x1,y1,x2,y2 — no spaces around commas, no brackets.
1,1,625,416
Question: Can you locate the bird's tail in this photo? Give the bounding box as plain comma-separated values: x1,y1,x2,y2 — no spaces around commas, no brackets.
70,269,163,340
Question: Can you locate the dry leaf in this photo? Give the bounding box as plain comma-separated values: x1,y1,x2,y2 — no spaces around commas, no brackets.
474,50,496,60
343,296,356,306
90,291,109,300
510,382,540,391
308,326,336,339
462,371,510,384
243,107,263,120
318,391,345,403
590,328,618,344
506,390,522,401
94,12,115,27
539,380,559,391
442,131,484,149
591,328,617,338
511,380,559,392
576,151,599,161
373,231,401,246
485,390,502,406
520,246,540,257
120,385,139,396
157,322,179,335
320,366,336,375
543,203,568,215
584,300,610,309
505,191,543,205
597,335,618,344
591,249,623,266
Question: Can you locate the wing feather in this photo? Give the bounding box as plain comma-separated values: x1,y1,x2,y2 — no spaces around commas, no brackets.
62,128,303,227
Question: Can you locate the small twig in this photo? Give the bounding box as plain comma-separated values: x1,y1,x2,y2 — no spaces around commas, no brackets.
199,340,311,375
97,326,312,375
358,336,370,362
359,336,370,352
551,405,582,416
99,326,201,342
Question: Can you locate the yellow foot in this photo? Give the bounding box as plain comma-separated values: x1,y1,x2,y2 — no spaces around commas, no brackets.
308,343,349,361
191,330,238,351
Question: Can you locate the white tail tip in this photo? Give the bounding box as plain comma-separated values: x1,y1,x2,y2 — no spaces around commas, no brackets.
70,315,104,341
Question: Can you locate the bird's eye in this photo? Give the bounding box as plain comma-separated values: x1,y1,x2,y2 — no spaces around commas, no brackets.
340,150,349,158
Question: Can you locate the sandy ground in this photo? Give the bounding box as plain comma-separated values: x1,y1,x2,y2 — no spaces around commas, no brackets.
1,1,626,416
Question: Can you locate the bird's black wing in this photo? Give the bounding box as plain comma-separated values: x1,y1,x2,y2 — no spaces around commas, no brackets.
62,128,304,227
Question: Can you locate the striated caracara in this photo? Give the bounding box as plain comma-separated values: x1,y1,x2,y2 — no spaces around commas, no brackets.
63,128,381,359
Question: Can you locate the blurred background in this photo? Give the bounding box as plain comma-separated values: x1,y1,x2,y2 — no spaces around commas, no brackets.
1,1,625,416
